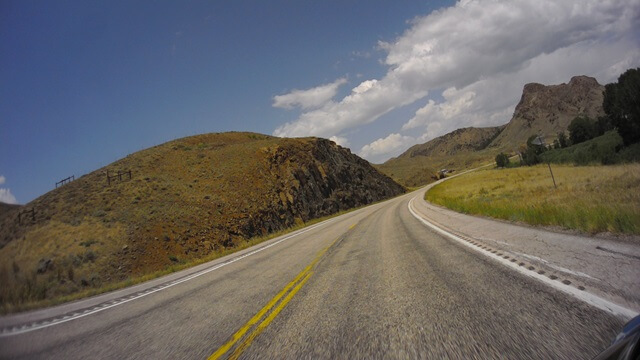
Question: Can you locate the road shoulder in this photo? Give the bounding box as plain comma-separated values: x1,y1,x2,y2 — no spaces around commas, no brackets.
411,185,640,317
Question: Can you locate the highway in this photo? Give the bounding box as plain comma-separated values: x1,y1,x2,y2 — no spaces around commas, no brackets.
0,189,628,359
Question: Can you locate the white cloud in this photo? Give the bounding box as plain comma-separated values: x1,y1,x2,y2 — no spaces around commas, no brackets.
359,133,418,163
273,77,427,138
402,38,640,143
329,136,350,148
0,188,17,204
0,175,18,204
274,0,640,162
273,78,347,110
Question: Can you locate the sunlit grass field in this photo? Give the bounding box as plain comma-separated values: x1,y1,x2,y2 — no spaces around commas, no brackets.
426,163,640,235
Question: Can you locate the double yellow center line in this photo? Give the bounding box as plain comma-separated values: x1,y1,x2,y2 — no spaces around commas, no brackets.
209,225,353,359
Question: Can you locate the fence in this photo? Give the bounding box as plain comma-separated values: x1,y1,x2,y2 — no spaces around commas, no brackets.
107,170,132,185
55,175,75,188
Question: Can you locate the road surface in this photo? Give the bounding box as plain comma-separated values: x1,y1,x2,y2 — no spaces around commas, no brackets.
0,189,629,359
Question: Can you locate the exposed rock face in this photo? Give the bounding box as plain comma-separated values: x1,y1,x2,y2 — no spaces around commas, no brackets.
229,137,406,240
399,126,505,159
489,76,605,150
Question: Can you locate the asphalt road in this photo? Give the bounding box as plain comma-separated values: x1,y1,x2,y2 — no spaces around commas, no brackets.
0,190,626,359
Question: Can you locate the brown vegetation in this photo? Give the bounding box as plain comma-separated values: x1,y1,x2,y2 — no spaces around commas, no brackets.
0,132,404,312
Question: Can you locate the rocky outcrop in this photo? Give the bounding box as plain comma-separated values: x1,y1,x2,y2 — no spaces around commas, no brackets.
265,138,404,225
488,76,605,150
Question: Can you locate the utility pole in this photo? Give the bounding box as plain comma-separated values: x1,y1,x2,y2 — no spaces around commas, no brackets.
533,134,557,189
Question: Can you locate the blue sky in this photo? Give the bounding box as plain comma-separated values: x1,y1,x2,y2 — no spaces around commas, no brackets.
2,0,639,204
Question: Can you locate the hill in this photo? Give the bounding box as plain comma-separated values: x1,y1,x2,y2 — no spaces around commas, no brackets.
378,76,606,187
0,132,404,310
400,126,505,158
0,202,21,219
488,76,605,150
377,126,504,187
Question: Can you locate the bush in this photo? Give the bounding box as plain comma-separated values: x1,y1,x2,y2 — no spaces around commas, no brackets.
568,116,596,145
495,153,510,168
521,135,546,166
540,131,624,165
557,132,569,148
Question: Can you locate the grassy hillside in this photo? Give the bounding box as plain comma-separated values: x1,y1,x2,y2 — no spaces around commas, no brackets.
541,131,640,165
378,127,505,187
0,132,404,313
398,126,504,159
426,164,640,236
377,150,498,187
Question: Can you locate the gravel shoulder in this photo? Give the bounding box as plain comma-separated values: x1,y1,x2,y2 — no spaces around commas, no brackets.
413,182,640,313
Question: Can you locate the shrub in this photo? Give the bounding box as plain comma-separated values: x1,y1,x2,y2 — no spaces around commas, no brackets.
557,132,569,148
84,250,97,262
495,153,510,168
568,116,596,145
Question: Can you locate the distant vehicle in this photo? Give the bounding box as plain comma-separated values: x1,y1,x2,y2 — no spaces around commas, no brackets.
593,314,640,359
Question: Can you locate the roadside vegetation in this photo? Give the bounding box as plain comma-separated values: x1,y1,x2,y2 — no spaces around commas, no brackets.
426,163,640,236
0,132,404,314
515,68,640,167
0,203,369,315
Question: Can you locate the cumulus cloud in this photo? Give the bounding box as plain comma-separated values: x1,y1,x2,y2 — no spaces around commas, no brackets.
0,189,17,204
273,77,427,138
360,0,640,160
401,38,640,144
274,0,639,162
359,133,418,163
329,135,350,148
273,78,347,110
0,176,17,204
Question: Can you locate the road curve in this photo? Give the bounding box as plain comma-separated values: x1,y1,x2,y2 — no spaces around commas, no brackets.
0,190,624,359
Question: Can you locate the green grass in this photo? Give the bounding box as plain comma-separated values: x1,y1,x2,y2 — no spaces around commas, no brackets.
541,131,640,165
426,163,640,236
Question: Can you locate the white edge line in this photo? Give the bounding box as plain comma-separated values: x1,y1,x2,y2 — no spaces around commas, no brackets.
408,196,638,321
1,215,342,337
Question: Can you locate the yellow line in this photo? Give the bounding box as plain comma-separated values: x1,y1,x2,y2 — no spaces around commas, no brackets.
208,266,312,360
228,272,313,360
209,229,351,359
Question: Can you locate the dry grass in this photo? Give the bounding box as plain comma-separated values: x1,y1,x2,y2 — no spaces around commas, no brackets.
377,150,499,187
0,131,403,314
426,163,640,235
0,205,360,314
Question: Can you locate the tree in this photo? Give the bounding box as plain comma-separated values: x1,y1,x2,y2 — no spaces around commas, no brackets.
495,153,509,168
557,131,568,148
521,135,545,166
595,116,613,136
604,68,640,145
568,116,595,145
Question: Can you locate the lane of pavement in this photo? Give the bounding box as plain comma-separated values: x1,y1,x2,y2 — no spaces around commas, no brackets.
0,189,626,359
237,194,622,359
0,198,385,359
